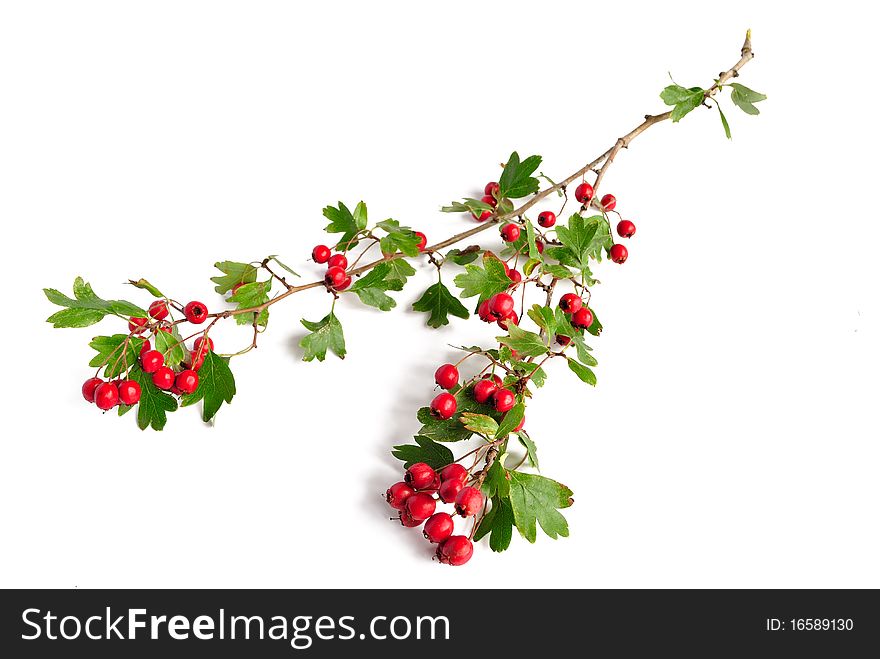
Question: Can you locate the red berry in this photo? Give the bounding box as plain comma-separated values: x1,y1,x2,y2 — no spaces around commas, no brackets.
507,269,522,285
483,373,503,387
454,486,484,517
472,378,498,404
500,223,521,242
189,349,206,371
94,382,119,410
437,535,474,566
609,243,628,264
117,380,141,406
405,463,437,490
556,334,572,347
617,219,636,238
414,231,428,252
337,275,352,291
571,307,594,329
537,211,556,228
472,208,492,222
434,364,459,390
480,195,497,208
484,181,500,197
140,350,164,373
493,388,515,413
440,463,468,483
128,317,148,333
324,266,347,288
398,510,423,527
514,415,525,432
430,392,457,420
600,193,617,211
312,245,331,263
156,324,172,333
406,492,437,521
439,478,464,504
535,239,544,254
193,336,213,354
558,293,583,314
140,339,151,355
175,369,199,394
386,481,415,511
497,310,518,330
82,377,103,403
183,301,208,324
423,512,455,543
488,292,514,318
574,182,594,204
478,300,496,322
148,300,169,321
327,253,348,270
152,366,175,390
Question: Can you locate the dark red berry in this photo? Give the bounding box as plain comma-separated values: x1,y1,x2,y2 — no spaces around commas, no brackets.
118,380,141,406
434,364,459,390
574,182,594,204
406,492,437,521
484,181,500,197
82,377,103,403
94,382,119,411
430,392,457,420
337,275,352,291
497,310,518,330
535,239,544,254
439,478,464,504
414,231,428,252
324,266,347,288
193,336,214,354
558,293,583,314
405,463,437,490
128,317,148,333
488,292,514,318
189,349,206,371
327,253,348,269
478,300,496,322
609,243,628,264
556,334,572,347
454,486,484,517
386,481,415,511
500,223,521,242
617,219,636,238
398,510,423,528
152,366,175,390
472,208,492,222
483,373,503,387
437,535,474,566
537,210,556,228
507,269,522,285
440,463,468,483
184,301,208,324
140,350,164,374
493,388,516,413
140,339,151,355
175,369,199,394
148,300,169,321
472,378,497,404
312,244,331,264
571,307,594,329
156,324,172,333
480,195,497,208
423,513,455,543
600,193,617,211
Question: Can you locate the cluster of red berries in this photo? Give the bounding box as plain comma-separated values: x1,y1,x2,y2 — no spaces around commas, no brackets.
555,293,594,346
572,183,637,264
386,461,485,566
81,376,141,411
312,245,353,291
430,364,522,425
472,181,500,221
476,292,519,330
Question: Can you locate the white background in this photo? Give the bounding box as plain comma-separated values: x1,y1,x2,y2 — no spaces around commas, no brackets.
1,1,877,589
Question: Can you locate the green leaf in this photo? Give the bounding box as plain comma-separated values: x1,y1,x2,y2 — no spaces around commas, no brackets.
88,334,146,378
481,460,511,499
349,262,404,312
497,325,548,358
300,312,346,362
453,253,512,303
542,263,574,279
524,219,540,260
717,104,731,139
585,306,602,337
522,258,541,276
660,84,705,122
510,360,547,388
556,214,612,271
508,471,573,543
230,280,272,327
445,247,482,266
153,325,187,367
44,277,145,326
384,258,416,285
266,255,300,278
527,304,557,337
46,307,106,328
518,431,539,469
730,83,767,115
441,197,494,216
128,364,178,431
496,402,525,439
391,435,454,469
459,412,499,437
127,278,164,297
179,350,236,422
323,201,368,250
376,219,421,258
412,281,469,328
498,151,542,199
566,357,597,386
474,496,514,552
210,261,257,294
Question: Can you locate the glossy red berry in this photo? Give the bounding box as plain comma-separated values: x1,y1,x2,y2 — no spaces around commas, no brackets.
484,181,500,197
94,382,119,411
472,208,492,222
600,193,617,211
488,292,514,318
480,195,497,209
434,364,459,390
128,317,148,333
558,293,583,314
556,334,572,347
398,510,423,528
82,377,103,403
472,378,498,404
483,373,503,387
140,350,164,374
184,301,208,324
337,275,352,291
617,219,636,238
500,223,521,242
493,388,516,413
192,337,212,354
156,323,172,333
507,269,522,285
454,486,484,517
537,210,556,228
437,535,473,566
324,266,347,288
405,463,437,490
117,380,141,406
423,512,455,543
139,339,151,355
327,253,348,270
535,239,544,254
430,392,457,420
609,243,628,264
574,182,594,204
406,492,437,521
312,244,331,264
497,310,518,330
386,482,415,510
414,231,428,252
478,300,496,322
440,463,468,483
148,300,169,321
438,478,463,504
175,369,199,394
152,366,175,390
571,307,594,329
189,349,206,371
